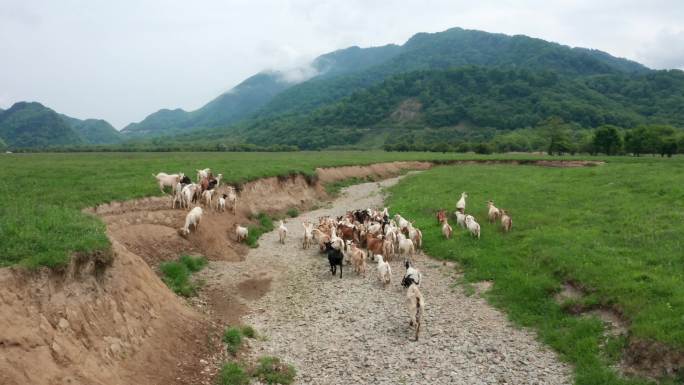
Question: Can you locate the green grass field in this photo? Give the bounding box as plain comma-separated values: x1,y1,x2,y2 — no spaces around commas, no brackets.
386,158,684,384
1,151,523,268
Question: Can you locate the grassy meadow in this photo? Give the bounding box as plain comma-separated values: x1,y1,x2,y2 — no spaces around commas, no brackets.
0,150,517,268
387,158,684,384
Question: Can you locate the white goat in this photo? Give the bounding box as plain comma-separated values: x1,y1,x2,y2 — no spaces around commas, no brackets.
217,194,227,212
406,283,425,341
181,183,199,209
501,210,512,232
455,211,466,229
226,186,238,214
196,168,211,181
278,220,288,244
376,255,392,287
465,214,480,239
442,219,453,239
402,260,422,287
202,189,214,208
394,214,409,232
397,233,415,261
302,221,314,249
456,192,468,213
153,172,183,194
407,223,422,249
234,224,248,243
487,200,501,223
180,207,203,236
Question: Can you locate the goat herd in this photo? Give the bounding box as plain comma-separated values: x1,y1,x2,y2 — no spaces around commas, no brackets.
153,168,246,237
153,170,513,341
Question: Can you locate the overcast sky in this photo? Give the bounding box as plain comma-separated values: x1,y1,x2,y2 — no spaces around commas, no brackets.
1,0,683,128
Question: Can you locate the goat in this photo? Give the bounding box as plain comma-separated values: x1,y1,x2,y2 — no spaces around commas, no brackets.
402,260,422,288
366,234,384,259
202,189,214,208
442,219,453,239
153,172,183,194
181,183,199,209
397,233,415,261
487,200,501,223
234,224,248,243
325,241,344,278
465,215,481,239
172,182,186,209
302,221,314,249
179,207,203,236
313,228,331,252
218,194,227,212
501,210,512,232
456,192,468,213
436,209,447,224
196,168,211,182
226,186,238,214
394,214,409,232
455,211,466,229
376,254,392,287
407,223,422,249
350,243,367,277
406,283,424,341
278,220,288,244
382,236,395,262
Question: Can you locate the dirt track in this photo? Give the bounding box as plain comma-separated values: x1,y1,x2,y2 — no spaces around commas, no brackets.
198,175,572,385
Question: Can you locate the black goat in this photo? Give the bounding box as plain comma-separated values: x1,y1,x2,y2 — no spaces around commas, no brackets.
325,241,344,278
180,175,191,185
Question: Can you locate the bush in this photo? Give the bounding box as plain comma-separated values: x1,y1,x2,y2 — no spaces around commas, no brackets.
253,356,296,385
241,325,256,339
216,362,250,385
286,208,299,218
223,327,243,354
159,257,205,297
245,213,274,248
180,255,207,272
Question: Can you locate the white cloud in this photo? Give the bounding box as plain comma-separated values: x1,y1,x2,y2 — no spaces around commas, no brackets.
637,29,684,70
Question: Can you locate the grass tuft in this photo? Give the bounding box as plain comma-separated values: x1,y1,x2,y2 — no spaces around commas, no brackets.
159,256,206,297
253,356,296,385
246,213,274,248
216,362,250,385
286,208,299,218
223,327,243,354
241,325,257,339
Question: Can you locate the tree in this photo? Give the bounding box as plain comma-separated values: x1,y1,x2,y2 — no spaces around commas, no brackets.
592,125,623,155
660,137,678,157
625,127,647,156
542,117,573,155
474,142,493,154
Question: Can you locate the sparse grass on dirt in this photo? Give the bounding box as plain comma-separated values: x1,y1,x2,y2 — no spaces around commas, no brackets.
387,159,684,385
241,325,257,339
159,255,207,297
253,356,296,385
246,213,274,248
324,176,373,196
216,362,250,385
223,327,243,355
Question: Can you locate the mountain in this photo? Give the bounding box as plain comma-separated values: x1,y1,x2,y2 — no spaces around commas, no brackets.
121,44,403,138
60,115,123,144
245,28,648,121
238,67,684,149
0,102,122,148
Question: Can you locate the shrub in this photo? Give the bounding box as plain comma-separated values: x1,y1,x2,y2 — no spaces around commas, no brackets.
241,325,256,339
223,327,243,354
216,362,249,385
180,255,207,272
286,208,299,218
246,213,274,248
160,261,194,297
253,356,296,385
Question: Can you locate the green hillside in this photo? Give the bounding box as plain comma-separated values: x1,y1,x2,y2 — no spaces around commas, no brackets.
0,102,84,148
0,102,122,148
61,115,123,144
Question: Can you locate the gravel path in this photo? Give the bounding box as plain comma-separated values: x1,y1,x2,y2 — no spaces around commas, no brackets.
205,175,572,385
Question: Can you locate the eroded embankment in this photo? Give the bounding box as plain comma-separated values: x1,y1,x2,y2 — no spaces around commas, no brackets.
0,161,429,385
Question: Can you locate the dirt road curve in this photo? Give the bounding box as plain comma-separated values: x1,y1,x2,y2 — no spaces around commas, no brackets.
200,175,572,385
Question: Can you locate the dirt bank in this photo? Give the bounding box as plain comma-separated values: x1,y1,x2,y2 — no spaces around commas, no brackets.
0,242,210,385
1,161,427,385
